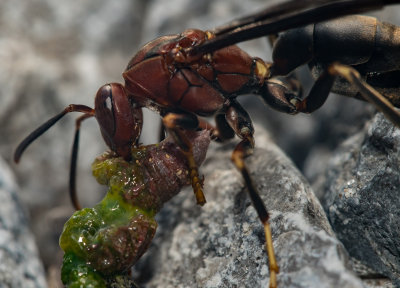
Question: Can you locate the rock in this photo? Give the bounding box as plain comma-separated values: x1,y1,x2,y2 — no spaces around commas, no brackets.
0,157,47,288
323,113,400,286
132,127,363,288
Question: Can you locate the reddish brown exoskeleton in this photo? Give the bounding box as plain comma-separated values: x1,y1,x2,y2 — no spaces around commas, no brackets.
14,1,400,287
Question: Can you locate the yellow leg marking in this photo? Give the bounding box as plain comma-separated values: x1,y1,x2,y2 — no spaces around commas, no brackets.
162,113,206,205
329,63,400,128
182,149,206,206
264,222,279,288
231,151,244,170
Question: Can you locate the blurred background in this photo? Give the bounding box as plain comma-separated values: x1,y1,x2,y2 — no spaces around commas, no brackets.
0,0,399,286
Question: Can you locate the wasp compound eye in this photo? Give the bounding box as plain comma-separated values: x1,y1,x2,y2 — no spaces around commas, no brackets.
95,83,143,159
95,84,116,144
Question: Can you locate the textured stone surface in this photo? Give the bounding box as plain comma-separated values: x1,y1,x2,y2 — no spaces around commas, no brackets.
0,157,47,288
132,128,363,288
323,113,400,286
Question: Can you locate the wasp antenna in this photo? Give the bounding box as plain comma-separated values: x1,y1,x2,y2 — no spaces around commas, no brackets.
70,113,94,210
14,104,94,163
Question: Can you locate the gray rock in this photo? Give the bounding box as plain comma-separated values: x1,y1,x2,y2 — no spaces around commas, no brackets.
323,113,400,286
0,157,47,288
132,127,363,288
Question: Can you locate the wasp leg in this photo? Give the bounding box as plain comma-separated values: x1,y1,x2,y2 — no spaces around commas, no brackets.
195,117,216,138
70,113,95,210
158,117,213,142
162,112,206,206
158,120,166,142
289,67,335,114
195,116,235,143
13,104,95,210
293,63,400,128
260,75,303,115
329,63,400,128
225,101,279,288
208,113,235,142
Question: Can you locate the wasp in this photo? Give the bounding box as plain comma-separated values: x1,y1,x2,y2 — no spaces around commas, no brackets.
14,0,400,287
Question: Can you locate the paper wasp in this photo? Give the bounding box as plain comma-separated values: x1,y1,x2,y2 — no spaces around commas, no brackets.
14,0,400,287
